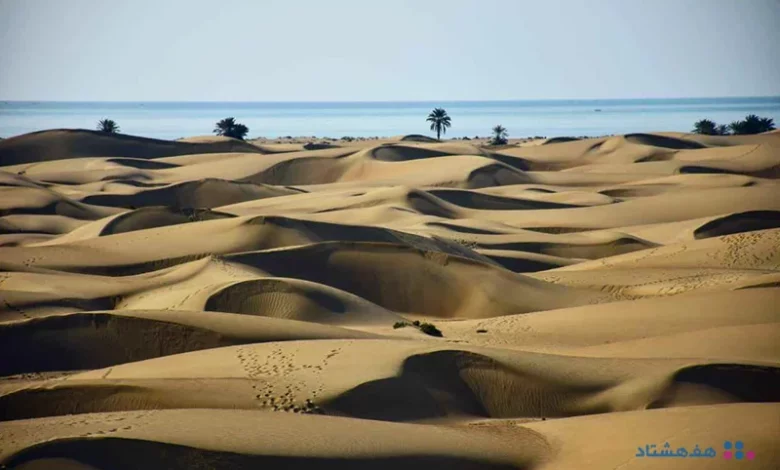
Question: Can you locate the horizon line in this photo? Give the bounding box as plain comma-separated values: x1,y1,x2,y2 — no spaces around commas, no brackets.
2,95,780,104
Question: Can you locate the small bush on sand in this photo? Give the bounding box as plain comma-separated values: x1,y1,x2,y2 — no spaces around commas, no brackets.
419,322,443,337
393,320,443,337
454,238,479,249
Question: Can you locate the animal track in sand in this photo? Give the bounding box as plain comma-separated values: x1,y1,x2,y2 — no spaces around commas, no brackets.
236,344,335,414
5,410,160,442
2,298,31,320
716,231,779,269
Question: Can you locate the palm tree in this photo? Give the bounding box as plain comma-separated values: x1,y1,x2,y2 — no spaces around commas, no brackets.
692,119,718,135
692,118,731,135
213,117,250,140
426,108,451,141
97,119,120,133
729,114,776,135
490,125,508,145
759,117,776,133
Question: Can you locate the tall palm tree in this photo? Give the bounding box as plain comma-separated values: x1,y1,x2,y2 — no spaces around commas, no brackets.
213,117,249,140
426,108,451,141
97,119,120,133
490,125,508,145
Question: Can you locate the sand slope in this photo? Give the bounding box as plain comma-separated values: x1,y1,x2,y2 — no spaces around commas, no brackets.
1,129,778,469
0,129,266,164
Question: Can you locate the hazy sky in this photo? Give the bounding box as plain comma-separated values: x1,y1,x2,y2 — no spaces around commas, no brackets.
1,0,779,101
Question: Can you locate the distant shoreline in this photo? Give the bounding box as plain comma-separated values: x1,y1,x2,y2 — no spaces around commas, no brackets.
2,96,779,104
2,97,778,141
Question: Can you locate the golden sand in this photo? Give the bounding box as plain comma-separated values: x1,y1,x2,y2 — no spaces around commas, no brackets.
1,129,778,469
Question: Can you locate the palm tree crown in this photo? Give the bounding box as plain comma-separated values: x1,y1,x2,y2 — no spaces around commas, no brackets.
729,114,776,135
491,125,508,145
97,119,119,133
692,119,718,135
426,108,452,140
214,117,249,140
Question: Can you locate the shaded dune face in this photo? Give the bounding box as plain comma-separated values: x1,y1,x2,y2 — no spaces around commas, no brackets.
98,207,235,235
3,441,525,470
0,129,266,164
0,411,546,470
80,179,297,210
203,277,405,325
693,210,780,239
0,313,228,376
649,364,780,408
622,133,708,150
225,244,603,317
324,349,613,421
426,189,576,210
327,353,780,421
226,246,489,317
370,145,455,162
0,311,378,376
2,341,777,423
1,130,779,469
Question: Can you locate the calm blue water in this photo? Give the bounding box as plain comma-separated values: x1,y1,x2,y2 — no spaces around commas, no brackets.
1,97,778,140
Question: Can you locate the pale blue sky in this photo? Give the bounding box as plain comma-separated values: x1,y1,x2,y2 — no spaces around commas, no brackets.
1,0,779,101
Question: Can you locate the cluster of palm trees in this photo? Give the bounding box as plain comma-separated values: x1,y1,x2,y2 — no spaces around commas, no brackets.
95,117,251,140
426,108,508,144
95,109,509,144
94,110,776,142
692,114,775,136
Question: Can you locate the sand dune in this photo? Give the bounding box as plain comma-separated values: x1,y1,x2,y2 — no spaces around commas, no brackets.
1,186,123,220
0,310,380,376
437,288,780,352
2,338,774,421
1,129,778,469
0,409,548,469
0,129,265,164
36,207,235,244
78,178,299,210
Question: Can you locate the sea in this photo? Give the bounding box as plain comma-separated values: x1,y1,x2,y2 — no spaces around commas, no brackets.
1,97,778,141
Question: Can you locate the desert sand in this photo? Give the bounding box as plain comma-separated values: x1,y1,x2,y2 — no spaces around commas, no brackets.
0,129,778,469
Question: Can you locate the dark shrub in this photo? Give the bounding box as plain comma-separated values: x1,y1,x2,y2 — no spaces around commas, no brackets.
418,322,443,337
97,119,120,133
213,117,249,140
729,114,775,135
